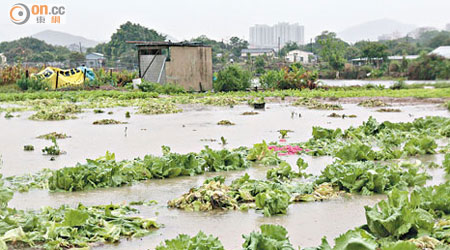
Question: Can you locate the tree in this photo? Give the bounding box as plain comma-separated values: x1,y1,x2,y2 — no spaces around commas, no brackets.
94,21,166,61
345,47,361,60
40,51,55,62
213,64,252,92
229,37,249,58
0,37,70,63
316,31,347,73
254,56,266,74
68,52,85,63
280,42,300,57
190,35,227,64
360,42,389,66
427,32,450,48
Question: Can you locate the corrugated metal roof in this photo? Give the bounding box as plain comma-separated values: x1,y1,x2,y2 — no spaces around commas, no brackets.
388,55,419,60
127,41,210,47
430,46,450,59
241,48,275,53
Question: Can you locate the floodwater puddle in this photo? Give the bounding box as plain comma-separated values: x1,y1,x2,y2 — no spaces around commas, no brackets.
1,102,449,249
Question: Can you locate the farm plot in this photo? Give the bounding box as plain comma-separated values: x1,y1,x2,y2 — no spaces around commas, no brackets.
0,95,449,249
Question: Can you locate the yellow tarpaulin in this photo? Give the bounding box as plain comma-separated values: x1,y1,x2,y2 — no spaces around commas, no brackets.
34,67,91,89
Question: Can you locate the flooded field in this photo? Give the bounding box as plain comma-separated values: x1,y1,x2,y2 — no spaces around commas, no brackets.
1,102,449,249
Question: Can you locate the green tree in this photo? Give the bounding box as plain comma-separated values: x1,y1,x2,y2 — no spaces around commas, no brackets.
40,51,55,62
280,42,300,57
213,64,252,92
190,35,227,64
254,56,266,74
316,31,347,72
68,52,85,62
229,37,249,58
94,21,166,62
0,37,70,63
360,42,389,66
345,47,361,60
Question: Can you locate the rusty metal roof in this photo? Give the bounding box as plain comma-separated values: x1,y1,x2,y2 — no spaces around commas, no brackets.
127,41,211,47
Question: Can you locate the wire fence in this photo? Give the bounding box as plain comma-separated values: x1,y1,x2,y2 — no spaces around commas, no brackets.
4,60,138,71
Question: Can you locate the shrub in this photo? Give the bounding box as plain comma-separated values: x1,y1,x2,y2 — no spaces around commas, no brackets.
340,64,359,79
390,80,406,90
259,65,318,90
16,75,49,91
138,81,185,94
213,64,252,92
278,65,318,89
388,61,401,73
407,54,450,80
259,70,282,89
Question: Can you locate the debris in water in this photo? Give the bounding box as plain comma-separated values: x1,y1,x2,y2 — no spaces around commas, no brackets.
93,119,127,125
217,120,235,126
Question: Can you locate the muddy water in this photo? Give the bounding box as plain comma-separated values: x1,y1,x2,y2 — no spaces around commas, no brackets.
1,103,448,176
1,103,449,249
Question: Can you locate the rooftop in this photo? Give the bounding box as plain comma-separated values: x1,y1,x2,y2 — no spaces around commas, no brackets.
127,41,210,47
430,46,450,59
241,48,275,53
287,50,314,55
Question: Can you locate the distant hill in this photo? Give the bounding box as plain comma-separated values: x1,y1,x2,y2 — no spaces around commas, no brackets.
31,30,99,48
338,19,416,43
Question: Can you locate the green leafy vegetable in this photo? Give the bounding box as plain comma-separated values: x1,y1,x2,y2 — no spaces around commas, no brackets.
156,231,224,250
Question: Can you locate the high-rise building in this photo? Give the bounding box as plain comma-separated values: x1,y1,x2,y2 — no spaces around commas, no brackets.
446,23,450,31
249,22,304,49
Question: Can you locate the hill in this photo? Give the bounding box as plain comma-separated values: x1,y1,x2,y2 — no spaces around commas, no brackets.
338,19,416,43
31,30,99,48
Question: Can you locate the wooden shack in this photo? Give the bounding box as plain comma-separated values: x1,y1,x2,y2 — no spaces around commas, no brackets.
130,41,213,91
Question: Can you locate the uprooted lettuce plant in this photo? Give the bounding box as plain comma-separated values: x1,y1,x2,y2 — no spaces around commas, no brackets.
37,132,70,140
167,179,239,212
42,137,63,156
307,182,450,250
156,231,224,250
46,146,249,192
247,141,280,165
155,224,294,250
293,97,343,110
5,168,52,192
137,101,182,115
358,99,389,107
242,224,294,250
168,167,342,217
255,189,291,217
315,161,430,195
0,203,159,249
0,173,159,249
298,116,450,160
266,158,309,180
29,103,81,121
444,153,450,174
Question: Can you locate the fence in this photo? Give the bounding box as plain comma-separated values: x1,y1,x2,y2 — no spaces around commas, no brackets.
0,63,138,86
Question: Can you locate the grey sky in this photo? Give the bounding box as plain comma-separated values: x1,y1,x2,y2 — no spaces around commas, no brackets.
1,0,449,42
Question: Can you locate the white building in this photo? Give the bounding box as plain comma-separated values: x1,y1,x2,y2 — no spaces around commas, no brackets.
249,22,304,49
0,53,6,65
249,25,273,48
241,48,275,58
430,46,450,59
285,50,314,63
85,52,105,68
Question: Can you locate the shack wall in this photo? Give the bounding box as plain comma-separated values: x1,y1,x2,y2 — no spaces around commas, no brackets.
165,46,212,91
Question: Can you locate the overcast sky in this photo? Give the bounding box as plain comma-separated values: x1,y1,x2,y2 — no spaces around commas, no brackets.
1,0,449,42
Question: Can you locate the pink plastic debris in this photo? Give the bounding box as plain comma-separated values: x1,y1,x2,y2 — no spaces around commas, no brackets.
267,145,308,156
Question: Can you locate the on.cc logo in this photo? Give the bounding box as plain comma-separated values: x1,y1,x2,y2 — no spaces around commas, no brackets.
10,3,30,25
